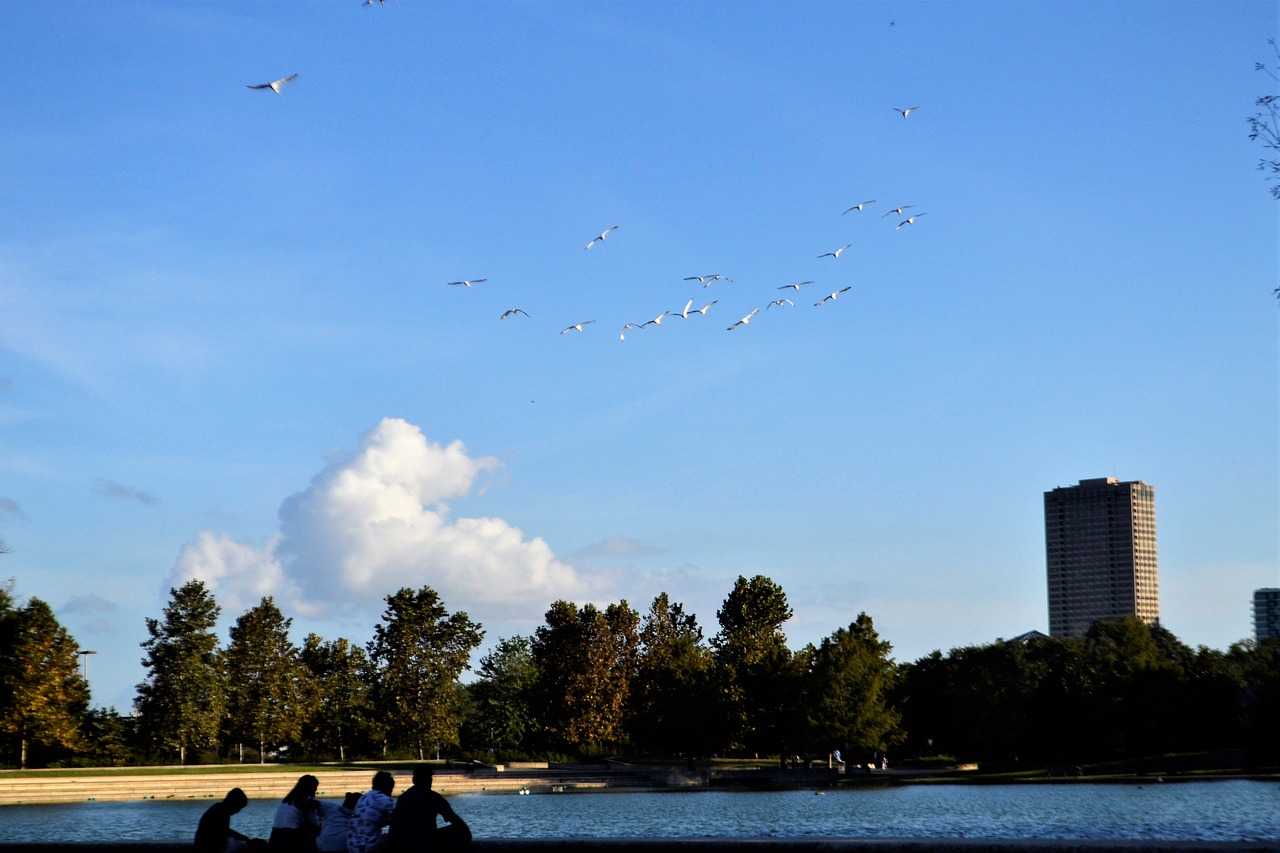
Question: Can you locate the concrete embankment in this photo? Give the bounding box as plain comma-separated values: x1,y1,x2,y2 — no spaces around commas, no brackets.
0,766,840,806
1,840,1278,853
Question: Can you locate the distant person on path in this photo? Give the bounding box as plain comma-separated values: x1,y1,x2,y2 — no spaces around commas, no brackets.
196,788,258,853
388,765,470,853
269,774,322,853
348,771,396,853
317,792,361,853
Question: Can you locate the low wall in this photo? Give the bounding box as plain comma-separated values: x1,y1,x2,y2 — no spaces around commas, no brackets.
1,840,1278,853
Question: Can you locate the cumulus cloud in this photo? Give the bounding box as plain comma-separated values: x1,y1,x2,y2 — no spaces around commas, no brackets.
61,593,119,614
573,535,664,561
92,479,159,505
171,418,591,623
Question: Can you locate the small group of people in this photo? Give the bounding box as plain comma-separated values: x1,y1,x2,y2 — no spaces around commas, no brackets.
195,766,469,853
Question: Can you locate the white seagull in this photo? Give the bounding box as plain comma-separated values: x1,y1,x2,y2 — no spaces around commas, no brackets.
893,106,919,119
585,226,618,249
447,279,487,287
818,244,851,260
247,74,298,95
767,298,795,310
727,308,760,330
676,298,695,319
815,286,853,306
843,200,876,214
694,300,718,315
777,281,814,291
620,323,643,341
641,311,669,327
895,213,928,230
500,308,529,320
882,205,915,217
561,321,595,334
683,274,733,286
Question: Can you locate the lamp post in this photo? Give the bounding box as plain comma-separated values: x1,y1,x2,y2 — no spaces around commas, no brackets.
77,649,97,683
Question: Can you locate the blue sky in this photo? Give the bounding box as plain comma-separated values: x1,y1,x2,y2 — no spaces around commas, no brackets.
1,1,1276,712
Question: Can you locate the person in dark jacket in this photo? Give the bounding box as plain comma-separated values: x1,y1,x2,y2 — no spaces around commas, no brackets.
196,788,254,853
387,766,470,853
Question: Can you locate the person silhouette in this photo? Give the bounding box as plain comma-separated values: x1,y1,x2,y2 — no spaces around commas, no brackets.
196,788,259,853
269,775,322,853
388,765,470,853
317,792,361,853
348,771,396,853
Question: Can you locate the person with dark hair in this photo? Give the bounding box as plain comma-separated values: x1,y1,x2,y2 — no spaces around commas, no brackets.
316,792,361,853
196,788,256,853
348,771,396,853
269,775,322,853
388,765,470,853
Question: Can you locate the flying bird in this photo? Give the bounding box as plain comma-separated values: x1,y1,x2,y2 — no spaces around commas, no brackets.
893,106,919,118
727,308,760,330
641,311,670,327
561,321,595,334
694,300,718,315
815,286,853,306
843,201,876,214
683,274,733,286
447,279,487,287
777,281,813,291
882,205,915,217
585,226,618,249
676,298,695,319
620,323,644,341
895,213,928,230
818,244,851,260
500,309,529,320
247,74,298,95
767,298,795,310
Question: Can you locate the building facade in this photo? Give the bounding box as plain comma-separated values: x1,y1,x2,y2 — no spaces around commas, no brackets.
1044,477,1159,638
1254,588,1280,641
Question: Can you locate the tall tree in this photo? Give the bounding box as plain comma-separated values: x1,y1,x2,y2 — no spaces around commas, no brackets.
0,598,89,768
532,600,639,750
223,597,316,762
300,634,379,761
464,635,540,755
711,575,794,755
628,593,715,755
804,613,902,760
368,586,483,759
135,580,225,764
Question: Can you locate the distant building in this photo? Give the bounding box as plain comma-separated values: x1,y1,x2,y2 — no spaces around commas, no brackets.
1254,588,1280,641
1044,477,1159,638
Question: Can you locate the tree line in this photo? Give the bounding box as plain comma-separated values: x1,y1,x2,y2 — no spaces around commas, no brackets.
1,574,1276,770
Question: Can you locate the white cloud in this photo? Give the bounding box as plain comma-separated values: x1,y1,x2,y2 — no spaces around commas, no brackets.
170,418,591,625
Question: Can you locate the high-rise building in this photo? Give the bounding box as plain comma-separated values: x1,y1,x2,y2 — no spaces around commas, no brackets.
1044,477,1159,638
1254,588,1280,641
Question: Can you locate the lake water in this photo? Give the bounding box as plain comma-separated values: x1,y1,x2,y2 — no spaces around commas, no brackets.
3,782,1277,843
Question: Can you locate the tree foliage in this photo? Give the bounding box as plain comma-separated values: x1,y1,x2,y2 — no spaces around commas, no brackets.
464,635,540,755
223,597,316,761
135,580,225,763
1249,39,1280,202
628,594,716,755
804,613,902,759
0,597,89,767
532,599,639,750
711,575,795,754
368,586,483,759
300,633,380,761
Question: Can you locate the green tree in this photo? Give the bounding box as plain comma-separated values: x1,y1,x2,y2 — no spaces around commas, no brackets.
223,597,316,763
82,707,135,767
711,575,794,755
300,634,379,761
0,598,89,768
804,613,902,760
464,635,540,755
628,593,715,756
135,580,225,764
368,586,483,759
532,600,639,750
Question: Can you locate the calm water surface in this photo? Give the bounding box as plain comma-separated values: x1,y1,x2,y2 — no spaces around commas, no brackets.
3,782,1277,843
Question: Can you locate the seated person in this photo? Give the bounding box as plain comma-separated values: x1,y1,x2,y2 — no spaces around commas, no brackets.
388,765,470,852
196,788,257,853
348,771,396,853
317,792,361,853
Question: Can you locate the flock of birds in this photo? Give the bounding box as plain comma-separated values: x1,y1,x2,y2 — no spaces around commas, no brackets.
245,8,930,344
